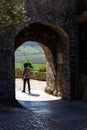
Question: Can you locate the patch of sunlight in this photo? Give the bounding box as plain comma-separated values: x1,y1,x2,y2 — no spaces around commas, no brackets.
15,78,62,101
16,90,62,101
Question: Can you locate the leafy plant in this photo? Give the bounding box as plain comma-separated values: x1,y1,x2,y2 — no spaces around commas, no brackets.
27,62,33,69
37,65,46,72
23,52,33,69
0,0,29,28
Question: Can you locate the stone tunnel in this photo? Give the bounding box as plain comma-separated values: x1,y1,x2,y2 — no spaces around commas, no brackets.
0,0,87,104
15,22,70,99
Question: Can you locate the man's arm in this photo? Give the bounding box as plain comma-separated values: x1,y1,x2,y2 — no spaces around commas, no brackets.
22,69,25,80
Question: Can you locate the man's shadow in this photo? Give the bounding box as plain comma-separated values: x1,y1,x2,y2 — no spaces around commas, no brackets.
26,92,40,97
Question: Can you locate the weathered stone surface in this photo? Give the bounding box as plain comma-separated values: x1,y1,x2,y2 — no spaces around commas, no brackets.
15,70,46,81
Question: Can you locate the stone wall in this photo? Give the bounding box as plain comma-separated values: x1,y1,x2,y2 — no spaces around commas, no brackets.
15,70,46,81
24,0,78,99
0,29,15,102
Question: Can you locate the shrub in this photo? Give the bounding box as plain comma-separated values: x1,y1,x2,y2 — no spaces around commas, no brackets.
27,62,33,69
37,65,46,72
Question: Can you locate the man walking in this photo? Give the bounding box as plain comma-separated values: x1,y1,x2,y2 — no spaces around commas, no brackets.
22,63,31,94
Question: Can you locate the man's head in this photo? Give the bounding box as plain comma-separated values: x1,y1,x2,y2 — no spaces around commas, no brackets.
24,63,28,68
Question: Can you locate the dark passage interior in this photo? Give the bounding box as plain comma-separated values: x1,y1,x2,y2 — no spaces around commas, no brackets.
78,23,87,100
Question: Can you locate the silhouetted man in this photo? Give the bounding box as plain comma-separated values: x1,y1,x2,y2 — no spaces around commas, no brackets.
22,63,31,94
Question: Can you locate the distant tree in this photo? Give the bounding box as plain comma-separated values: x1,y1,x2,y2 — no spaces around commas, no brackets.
0,0,29,28
24,52,33,69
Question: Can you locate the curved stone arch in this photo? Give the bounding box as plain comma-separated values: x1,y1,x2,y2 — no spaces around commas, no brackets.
15,22,70,99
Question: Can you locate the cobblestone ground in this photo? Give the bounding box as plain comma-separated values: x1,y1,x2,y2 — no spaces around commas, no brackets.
0,78,87,130
0,107,87,130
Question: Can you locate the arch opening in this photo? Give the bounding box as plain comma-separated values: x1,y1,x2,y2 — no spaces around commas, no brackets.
15,22,70,100
15,41,47,101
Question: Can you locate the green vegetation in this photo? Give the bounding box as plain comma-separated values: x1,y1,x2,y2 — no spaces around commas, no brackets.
0,0,28,28
15,42,46,72
37,65,46,72
15,63,46,72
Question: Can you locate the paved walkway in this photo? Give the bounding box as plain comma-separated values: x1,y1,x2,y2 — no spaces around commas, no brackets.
15,78,61,101
0,78,87,130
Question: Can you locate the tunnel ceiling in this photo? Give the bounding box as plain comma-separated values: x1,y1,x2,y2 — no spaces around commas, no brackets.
15,22,68,50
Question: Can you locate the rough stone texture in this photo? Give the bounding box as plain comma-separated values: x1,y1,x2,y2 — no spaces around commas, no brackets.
15,70,46,81
0,0,87,103
1,106,87,130
0,29,15,102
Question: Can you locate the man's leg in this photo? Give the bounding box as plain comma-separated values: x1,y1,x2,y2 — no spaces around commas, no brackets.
22,79,26,92
27,79,30,93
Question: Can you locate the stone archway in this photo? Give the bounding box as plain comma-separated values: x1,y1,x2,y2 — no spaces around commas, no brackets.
15,22,70,99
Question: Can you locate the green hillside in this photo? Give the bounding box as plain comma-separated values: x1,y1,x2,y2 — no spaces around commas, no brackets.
15,41,46,69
